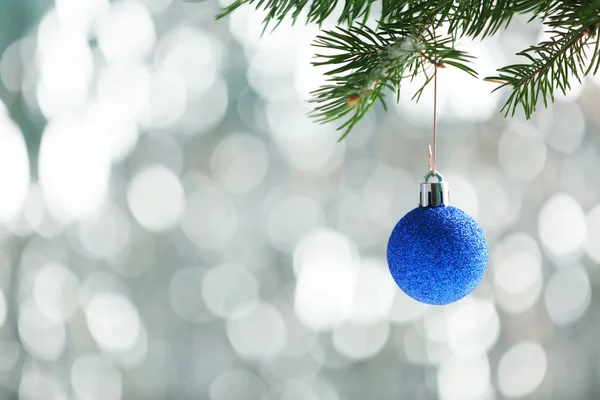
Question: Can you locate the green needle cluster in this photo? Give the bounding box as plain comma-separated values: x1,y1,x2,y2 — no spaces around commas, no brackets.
216,0,600,139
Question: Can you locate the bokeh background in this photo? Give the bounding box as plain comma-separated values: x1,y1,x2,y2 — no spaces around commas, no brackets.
0,0,599,399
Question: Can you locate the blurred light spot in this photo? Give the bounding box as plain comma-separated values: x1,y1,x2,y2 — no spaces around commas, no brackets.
1,38,32,92
446,298,500,358
495,273,542,316
78,203,130,260
589,70,600,89
209,369,266,400
401,327,428,365
129,133,184,176
248,28,297,75
36,12,94,117
262,379,337,400
96,62,151,124
438,356,492,400
168,267,214,323
227,5,266,51
444,173,479,218
23,186,45,232
0,107,30,221
293,229,356,276
111,324,148,369
33,263,79,322
294,229,358,330
312,378,340,400
389,289,429,324
55,0,109,36
494,251,540,294
267,194,325,252
39,116,111,222
248,48,297,102
426,339,453,366
23,184,64,238
498,125,546,182
96,0,155,62
271,382,320,400
71,354,122,400
498,232,543,263
498,341,547,398
423,307,449,343
20,361,67,400
267,107,345,175
544,265,590,326
363,166,415,228
137,67,187,129
263,348,321,381
127,165,184,232
85,293,141,353
0,341,21,371
79,271,131,308
493,233,543,314
295,31,331,102
242,22,300,66
332,321,389,360
156,26,219,100
544,103,585,154
558,161,587,211
141,0,173,13
84,100,139,163
474,172,520,233
309,331,353,369
335,191,383,248
0,250,11,291
585,205,600,263
538,193,586,257
202,263,258,319
348,259,396,323
273,285,318,357
19,301,65,360
443,41,500,121
236,86,266,131
0,291,7,330
210,134,269,194
210,134,269,193
180,175,238,249
19,236,69,274
21,67,41,117
177,78,228,135
227,302,286,359
273,378,340,400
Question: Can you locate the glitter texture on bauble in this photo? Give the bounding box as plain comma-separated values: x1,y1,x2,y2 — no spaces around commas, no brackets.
386,172,488,305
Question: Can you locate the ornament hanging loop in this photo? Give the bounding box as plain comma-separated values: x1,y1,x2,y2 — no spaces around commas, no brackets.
420,175,449,207
424,169,444,183
421,161,448,207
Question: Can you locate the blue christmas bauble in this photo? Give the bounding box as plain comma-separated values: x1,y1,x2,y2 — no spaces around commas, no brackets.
387,205,488,305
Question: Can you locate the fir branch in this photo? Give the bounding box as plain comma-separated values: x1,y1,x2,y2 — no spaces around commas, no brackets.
309,24,476,140
485,2,600,118
449,0,553,38
213,0,600,138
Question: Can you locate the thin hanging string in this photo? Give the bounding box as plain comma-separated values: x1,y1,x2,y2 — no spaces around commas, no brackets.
427,65,439,177
432,64,438,176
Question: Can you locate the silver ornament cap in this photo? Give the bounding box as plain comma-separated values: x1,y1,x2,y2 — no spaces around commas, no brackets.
419,170,449,207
